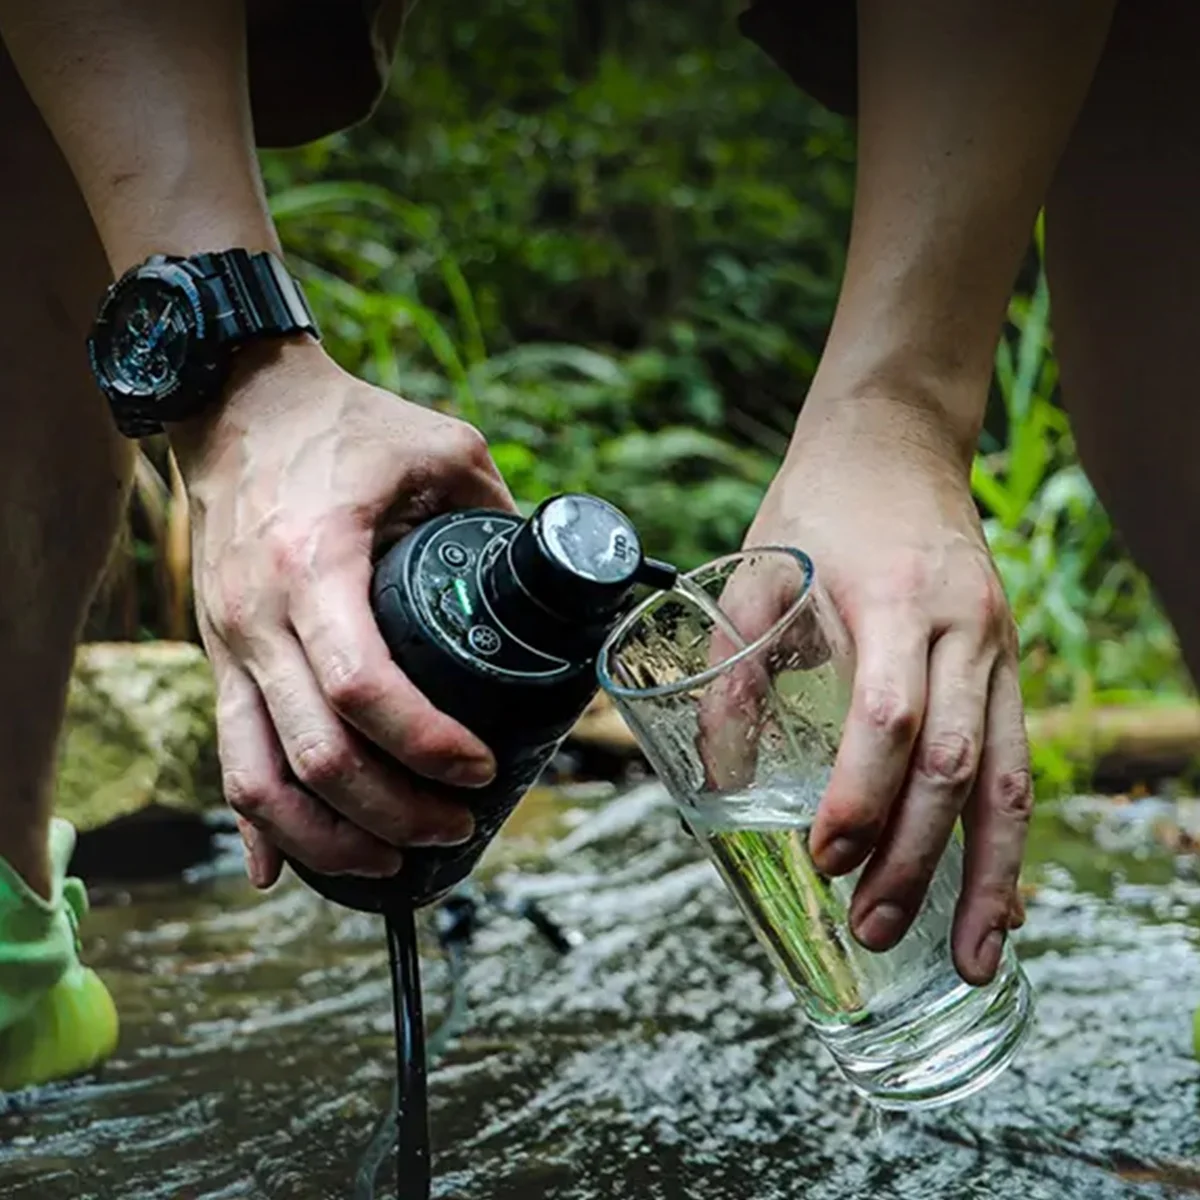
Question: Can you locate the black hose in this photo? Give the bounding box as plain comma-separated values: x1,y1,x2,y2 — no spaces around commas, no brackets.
388,906,431,1200
350,907,472,1200
351,887,569,1199
353,906,430,1200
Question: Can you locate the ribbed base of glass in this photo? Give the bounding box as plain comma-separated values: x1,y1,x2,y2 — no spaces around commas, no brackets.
814,955,1035,1111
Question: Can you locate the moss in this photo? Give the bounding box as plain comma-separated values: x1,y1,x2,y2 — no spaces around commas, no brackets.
53,643,221,833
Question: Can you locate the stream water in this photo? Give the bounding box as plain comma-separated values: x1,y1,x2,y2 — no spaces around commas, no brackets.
2,783,1200,1200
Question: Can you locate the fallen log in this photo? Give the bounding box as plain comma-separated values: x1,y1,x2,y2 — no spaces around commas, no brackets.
1025,702,1200,786
1025,703,1200,763
57,642,1200,824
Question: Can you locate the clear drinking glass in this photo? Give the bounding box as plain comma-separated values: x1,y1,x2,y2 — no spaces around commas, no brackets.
596,547,1033,1110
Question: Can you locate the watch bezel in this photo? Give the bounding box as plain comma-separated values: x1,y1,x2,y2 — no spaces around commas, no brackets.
87,258,225,422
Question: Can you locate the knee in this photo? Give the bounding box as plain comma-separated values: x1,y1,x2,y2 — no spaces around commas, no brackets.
82,433,136,580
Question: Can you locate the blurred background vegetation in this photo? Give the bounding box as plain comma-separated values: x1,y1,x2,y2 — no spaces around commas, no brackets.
90,0,1191,751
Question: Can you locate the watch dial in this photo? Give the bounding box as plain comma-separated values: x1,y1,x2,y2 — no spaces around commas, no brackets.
101,276,199,398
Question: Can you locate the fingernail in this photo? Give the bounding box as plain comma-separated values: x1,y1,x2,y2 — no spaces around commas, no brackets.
413,815,475,848
854,901,906,949
817,835,867,874
446,757,495,788
360,854,405,879
976,929,1005,980
243,842,267,889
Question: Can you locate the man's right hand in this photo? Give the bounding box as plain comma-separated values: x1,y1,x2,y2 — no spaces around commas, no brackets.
742,393,1033,987
171,338,517,888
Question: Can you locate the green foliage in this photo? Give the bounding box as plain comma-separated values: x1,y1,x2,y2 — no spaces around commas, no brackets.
259,1,1189,727
269,179,777,568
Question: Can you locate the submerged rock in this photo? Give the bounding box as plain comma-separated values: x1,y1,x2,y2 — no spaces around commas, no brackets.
54,641,221,832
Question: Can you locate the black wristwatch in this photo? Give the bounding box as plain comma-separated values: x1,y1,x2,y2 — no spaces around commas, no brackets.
87,249,321,438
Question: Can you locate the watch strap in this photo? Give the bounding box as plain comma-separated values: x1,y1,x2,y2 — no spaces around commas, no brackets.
193,249,320,346
113,408,168,440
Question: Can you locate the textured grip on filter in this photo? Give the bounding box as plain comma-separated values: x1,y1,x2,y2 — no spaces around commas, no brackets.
508,495,650,618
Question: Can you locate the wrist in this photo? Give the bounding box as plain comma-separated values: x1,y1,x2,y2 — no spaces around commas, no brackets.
816,276,1019,467
93,161,281,280
90,246,322,449
793,378,983,480
167,334,329,479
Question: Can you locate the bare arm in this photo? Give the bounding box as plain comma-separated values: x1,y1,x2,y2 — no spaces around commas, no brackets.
813,0,1116,458
750,0,1116,984
0,0,277,271
0,0,513,885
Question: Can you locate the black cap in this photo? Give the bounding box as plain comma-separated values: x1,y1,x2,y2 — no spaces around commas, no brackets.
507,494,674,621
478,494,676,657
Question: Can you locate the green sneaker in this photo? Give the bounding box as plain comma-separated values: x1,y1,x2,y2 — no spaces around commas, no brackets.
0,819,119,1092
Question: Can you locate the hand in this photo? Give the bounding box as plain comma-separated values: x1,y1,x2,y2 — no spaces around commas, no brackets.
171,338,516,887
743,395,1032,986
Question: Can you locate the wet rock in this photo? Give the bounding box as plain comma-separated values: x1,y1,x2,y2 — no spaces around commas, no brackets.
1027,702,1200,791
54,641,221,833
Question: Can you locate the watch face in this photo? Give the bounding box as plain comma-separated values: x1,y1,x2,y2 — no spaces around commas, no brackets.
91,264,206,402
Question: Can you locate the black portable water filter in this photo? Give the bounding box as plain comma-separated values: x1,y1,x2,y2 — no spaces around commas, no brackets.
290,492,676,914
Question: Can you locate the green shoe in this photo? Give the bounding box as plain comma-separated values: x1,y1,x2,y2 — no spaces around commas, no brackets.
0,819,119,1091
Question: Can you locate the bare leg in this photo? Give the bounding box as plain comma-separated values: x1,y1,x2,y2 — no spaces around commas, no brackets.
0,43,132,899
1046,0,1200,682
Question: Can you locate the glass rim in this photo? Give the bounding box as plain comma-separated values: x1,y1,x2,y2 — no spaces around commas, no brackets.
596,546,815,701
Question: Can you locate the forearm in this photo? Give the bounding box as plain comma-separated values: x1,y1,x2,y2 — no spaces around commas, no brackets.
809,0,1115,460
0,0,277,275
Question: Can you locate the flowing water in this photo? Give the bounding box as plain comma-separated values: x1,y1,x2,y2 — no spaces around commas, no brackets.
3,784,1200,1199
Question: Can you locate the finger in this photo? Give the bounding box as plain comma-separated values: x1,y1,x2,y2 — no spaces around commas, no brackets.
241,633,476,850
809,608,928,875
208,637,405,878
236,816,282,889
952,657,1034,986
849,631,992,951
289,555,498,788
717,549,834,671
713,552,800,652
